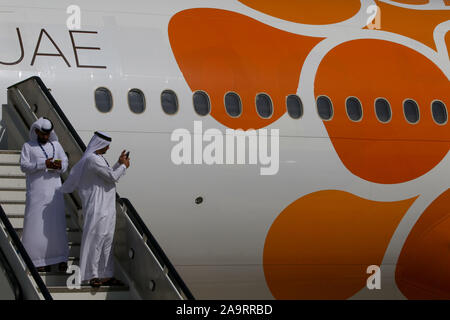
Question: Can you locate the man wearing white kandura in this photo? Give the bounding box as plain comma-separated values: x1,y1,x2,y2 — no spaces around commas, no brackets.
20,117,69,273
61,131,130,288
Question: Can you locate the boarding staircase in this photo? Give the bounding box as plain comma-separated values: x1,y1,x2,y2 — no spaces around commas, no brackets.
0,150,114,299
0,77,194,300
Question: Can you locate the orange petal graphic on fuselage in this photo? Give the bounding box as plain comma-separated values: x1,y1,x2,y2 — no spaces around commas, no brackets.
168,8,322,130
372,1,450,51
238,0,361,25
315,39,450,184
396,189,450,299
263,190,417,300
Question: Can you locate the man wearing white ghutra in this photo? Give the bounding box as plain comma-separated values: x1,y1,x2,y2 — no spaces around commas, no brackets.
61,131,130,287
20,117,69,272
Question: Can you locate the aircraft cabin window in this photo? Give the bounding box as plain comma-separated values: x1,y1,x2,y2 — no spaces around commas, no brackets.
161,89,178,115
316,96,333,120
128,89,146,114
286,94,303,119
432,100,447,124
95,87,113,113
403,99,420,124
346,97,363,121
375,98,391,123
193,91,211,116
256,93,273,118
224,92,242,117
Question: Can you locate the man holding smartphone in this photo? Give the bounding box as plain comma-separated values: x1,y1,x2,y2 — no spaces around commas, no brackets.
20,117,69,272
61,131,130,287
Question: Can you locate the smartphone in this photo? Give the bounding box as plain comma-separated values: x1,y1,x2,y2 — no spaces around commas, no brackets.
125,151,130,159
49,159,61,170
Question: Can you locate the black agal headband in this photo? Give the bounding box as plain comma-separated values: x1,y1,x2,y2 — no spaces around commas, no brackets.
40,117,53,133
94,131,112,142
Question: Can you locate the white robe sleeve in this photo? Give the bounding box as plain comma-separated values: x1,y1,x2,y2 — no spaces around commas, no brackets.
20,143,46,174
54,142,68,174
88,155,126,184
112,161,122,170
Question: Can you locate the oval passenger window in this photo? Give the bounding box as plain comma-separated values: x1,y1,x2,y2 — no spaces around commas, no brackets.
346,97,362,121
403,99,419,124
256,93,273,118
193,91,210,116
161,90,178,115
95,87,113,113
224,92,242,117
286,94,303,119
432,101,447,124
128,89,145,114
375,98,391,123
317,96,333,120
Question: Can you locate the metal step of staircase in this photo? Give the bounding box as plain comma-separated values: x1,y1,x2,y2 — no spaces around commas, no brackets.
1,203,26,215
0,159,20,166
39,271,72,286
0,151,21,158
15,227,82,243
9,215,79,230
6,213,70,219
46,285,131,300
0,190,26,202
0,166,25,177
0,179,26,189
38,268,131,300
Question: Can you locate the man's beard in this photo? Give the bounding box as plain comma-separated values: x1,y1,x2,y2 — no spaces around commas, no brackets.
37,137,48,144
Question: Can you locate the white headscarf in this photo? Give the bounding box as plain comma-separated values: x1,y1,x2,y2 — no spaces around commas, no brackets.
60,131,111,194
29,117,58,142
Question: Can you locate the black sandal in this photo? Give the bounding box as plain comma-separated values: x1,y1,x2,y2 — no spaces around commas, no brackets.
102,278,124,286
89,278,102,288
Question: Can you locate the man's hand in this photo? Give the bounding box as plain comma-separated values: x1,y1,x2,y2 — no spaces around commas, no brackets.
45,158,56,169
118,150,130,168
